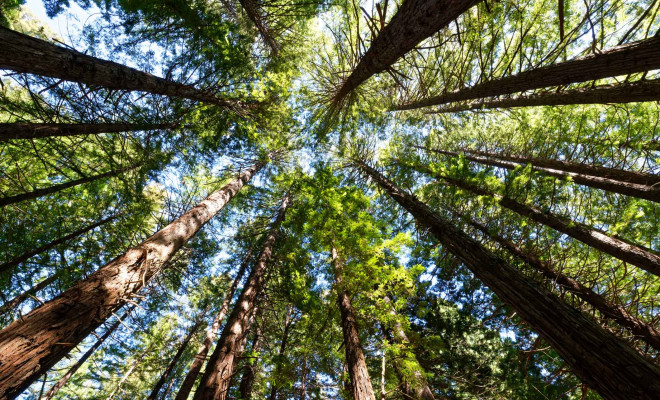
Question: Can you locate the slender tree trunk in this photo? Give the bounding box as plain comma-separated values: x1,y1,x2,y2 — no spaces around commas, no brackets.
147,318,205,400
238,325,263,400
418,147,660,202
0,165,139,208
193,195,290,400
175,250,253,400
422,79,660,113
268,305,294,400
332,247,377,400
106,347,149,400
333,0,481,105
0,122,176,141
404,161,660,276
395,36,660,110
42,305,137,400
0,161,264,399
0,27,248,112
356,160,660,400
379,351,386,400
0,275,57,317
0,214,119,274
237,0,279,54
299,358,307,400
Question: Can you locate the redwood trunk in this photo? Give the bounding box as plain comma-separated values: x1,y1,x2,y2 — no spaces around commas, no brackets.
268,305,294,400
0,123,175,141
238,325,263,400
395,36,660,110
237,0,279,54
193,195,290,400
0,162,263,399
0,274,57,317
357,160,660,399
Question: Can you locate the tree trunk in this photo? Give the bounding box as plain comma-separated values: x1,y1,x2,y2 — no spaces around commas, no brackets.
0,274,57,317
356,160,660,400
42,305,137,400
0,165,139,208
106,347,149,400
333,0,481,105
147,317,205,400
395,36,660,110
0,161,264,399
193,195,290,400
405,161,660,276
422,79,660,113
0,214,119,274
0,122,175,141
238,325,263,400
174,249,253,400
299,358,307,400
417,147,660,202
0,27,248,113
379,351,386,400
237,0,279,54
268,305,294,400
333,247,377,400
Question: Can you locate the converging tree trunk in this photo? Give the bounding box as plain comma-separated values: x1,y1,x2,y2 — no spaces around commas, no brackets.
0,274,57,317
395,36,660,111
238,325,263,400
193,195,290,400
356,160,660,400
0,161,264,399
0,122,176,141
268,305,294,400
237,0,279,54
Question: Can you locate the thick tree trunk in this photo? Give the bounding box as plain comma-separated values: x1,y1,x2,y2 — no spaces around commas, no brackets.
0,122,175,141
0,275,57,317
356,160,660,399
193,195,290,400
422,79,660,113
405,162,660,276
237,0,279,54
0,161,264,400
42,305,137,400
238,325,263,400
147,317,205,400
333,247,377,400
0,27,248,112
418,147,660,202
268,305,294,400
463,216,660,352
395,36,660,110
333,0,481,105
0,165,139,208
0,214,119,274
174,250,253,400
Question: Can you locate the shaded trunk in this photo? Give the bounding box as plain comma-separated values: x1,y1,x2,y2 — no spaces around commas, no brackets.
0,274,57,317
357,160,660,400
418,147,660,202
395,36,660,110
193,195,290,400
0,122,175,141
333,0,481,104
238,326,263,400
174,250,253,400
0,27,248,112
333,248,377,400
422,79,660,113
299,358,307,400
0,161,264,399
237,0,279,54
0,165,139,208
42,305,137,400
0,214,119,274
268,305,294,400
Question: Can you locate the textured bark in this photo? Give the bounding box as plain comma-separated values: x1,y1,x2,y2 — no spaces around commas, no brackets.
237,0,279,54
333,0,481,104
268,305,294,400
464,216,660,352
0,162,263,399
357,160,660,399
0,274,58,317
42,305,137,400
0,122,175,141
175,250,253,400
419,147,660,202
0,27,248,112
238,325,263,400
0,214,119,274
193,195,290,400
422,79,660,113
0,165,138,208
333,248,377,400
395,36,660,110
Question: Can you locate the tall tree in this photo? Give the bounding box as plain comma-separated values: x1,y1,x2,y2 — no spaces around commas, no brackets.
268,304,294,400
238,0,280,54
238,325,263,400
0,122,176,141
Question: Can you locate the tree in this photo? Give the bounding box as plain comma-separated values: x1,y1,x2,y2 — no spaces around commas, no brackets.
0,122,176,141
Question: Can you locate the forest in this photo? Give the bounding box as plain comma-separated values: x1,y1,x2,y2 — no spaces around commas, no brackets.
0,0,658,399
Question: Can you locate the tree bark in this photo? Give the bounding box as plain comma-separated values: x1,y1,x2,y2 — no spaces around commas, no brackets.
268,305,294,400
356,160,660,400
238,325,263,400
0,161,264,400
0,275,57,317
0,214,119,274
418,147,660,202
333,0,481,105
193,195,290,400
0,27,248,113
395,36,660,111
175,250,253,400
333,247,377,400
421,79,660,113
0,122,175,141
237,0,279,55
0,165,139,208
